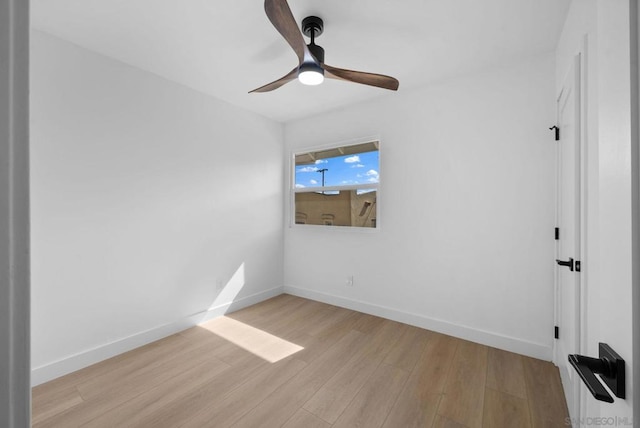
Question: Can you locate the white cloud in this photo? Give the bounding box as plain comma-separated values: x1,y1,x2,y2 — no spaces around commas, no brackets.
295,184,306,188
367,177,379,183
315,159,328,164
297,166,318,173
357,170,378,179
309,179,318,184
351,164,365,168
344,155,360,163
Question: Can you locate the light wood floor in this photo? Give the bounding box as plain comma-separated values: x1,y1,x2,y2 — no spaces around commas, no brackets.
32,294,570,427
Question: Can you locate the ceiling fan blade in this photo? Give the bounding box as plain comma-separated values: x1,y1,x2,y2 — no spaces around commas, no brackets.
323,64,399,91
265,0,312,65
249,67,298,93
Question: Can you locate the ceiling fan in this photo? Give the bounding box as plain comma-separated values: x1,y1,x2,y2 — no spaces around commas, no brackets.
249,0,399,93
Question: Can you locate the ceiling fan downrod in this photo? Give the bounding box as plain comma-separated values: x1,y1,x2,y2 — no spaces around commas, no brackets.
302,16,325,63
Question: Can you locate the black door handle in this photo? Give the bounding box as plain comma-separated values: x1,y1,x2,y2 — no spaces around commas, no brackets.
556,258,574,271
568,354,614,402
568,343,625,403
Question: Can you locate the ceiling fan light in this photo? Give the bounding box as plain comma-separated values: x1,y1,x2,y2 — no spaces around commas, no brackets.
298,63,324,86
299,70,324,85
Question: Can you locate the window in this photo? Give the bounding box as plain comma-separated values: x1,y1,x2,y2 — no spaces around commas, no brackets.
292,140,379,228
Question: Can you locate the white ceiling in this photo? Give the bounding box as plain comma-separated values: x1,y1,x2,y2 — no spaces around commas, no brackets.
31,0,571,123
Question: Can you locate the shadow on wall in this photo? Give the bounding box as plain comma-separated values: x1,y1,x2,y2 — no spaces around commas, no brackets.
208,262,247,312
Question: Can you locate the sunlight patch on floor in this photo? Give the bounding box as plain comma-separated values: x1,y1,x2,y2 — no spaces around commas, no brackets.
199,316,304,363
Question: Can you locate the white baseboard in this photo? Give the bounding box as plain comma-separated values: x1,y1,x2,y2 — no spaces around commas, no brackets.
283,285,552,361
31,286,284,386
33,284,552,386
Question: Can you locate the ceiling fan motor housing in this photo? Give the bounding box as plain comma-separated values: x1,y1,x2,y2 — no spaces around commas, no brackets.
308,43,324,63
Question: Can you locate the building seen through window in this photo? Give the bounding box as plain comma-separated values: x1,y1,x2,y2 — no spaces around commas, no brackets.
293,141,379,228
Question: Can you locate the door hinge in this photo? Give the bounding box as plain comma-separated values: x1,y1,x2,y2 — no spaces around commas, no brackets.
554,227,559,240
554,326,559,339
549,125,560,141
575,260,581,272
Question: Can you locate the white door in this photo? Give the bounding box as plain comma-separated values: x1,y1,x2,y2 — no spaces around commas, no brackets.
555,55,582,421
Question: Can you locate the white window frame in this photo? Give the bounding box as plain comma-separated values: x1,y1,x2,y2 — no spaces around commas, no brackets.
290,137,381,231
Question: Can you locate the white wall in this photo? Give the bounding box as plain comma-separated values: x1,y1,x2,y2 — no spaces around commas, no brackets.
30,31,284,384
284,54,556,359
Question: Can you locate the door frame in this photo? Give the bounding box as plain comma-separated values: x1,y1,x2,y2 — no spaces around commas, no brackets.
632,0,640,419
553,50,589,422
0,0,31,426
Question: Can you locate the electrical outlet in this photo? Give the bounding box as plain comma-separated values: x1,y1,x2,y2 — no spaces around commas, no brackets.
346,275,354,286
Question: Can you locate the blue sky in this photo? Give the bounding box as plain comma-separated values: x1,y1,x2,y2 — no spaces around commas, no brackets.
295,150,379,188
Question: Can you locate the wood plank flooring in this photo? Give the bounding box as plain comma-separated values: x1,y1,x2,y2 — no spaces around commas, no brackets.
32,294,570,427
